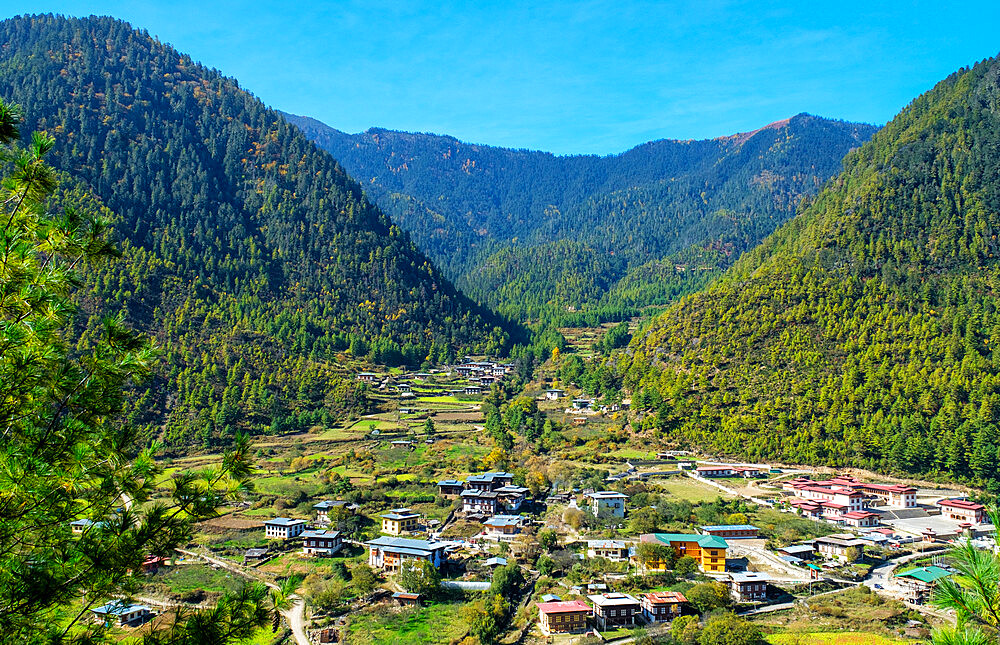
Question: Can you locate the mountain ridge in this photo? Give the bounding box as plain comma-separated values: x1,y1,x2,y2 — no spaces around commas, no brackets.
285,110,878,321
622,54,1000,489
0,13,514,446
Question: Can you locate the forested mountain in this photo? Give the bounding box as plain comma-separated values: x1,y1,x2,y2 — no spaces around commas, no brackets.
0,14,513,447
623,54,1000,490
286,112,877,321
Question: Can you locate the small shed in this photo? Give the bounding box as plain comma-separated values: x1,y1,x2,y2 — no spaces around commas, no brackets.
392,592,422,606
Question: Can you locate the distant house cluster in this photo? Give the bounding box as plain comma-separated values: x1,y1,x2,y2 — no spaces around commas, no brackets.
257,500,358,558
454,358,514,387
537,591,689,635
779,474,927,528
436,471,530,519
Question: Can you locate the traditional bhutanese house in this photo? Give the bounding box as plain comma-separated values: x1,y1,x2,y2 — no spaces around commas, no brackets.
728,572,769,602
586,491,628,518
392,592,422,606
695,465,736,478
544,389,564,400
437,479,465,497
571,398,594,410
813,534,866,561
313,500,350,524
895,566,952,602
356,372,379,383
91,601,152,627
141,555,168,574
496,485,530,511
466,472,515,491
380,509,420,535
700,525,760,539
639,533,729,573
777,544,816,561
482,515,525,540
462,489,500,515
639,591,686,622
536,600,591,635
301,529,343,556
588,593,641,630
838,510,881,528
938,499,988,524
263,517,306,540
587,539,630,561
788,498,824,520
732,466,762,478
858,482,918,508
365,536,448,571
464,385,483,395
790,484,866,512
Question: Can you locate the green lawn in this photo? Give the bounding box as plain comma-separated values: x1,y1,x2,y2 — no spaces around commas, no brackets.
157,564,243,594
657,476,733,502
345,601,469,644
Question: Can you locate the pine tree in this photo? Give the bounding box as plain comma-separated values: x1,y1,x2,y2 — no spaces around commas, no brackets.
0,99,272,644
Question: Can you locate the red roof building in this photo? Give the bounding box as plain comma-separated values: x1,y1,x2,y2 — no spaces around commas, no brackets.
537,600,591,635
938,499,987,524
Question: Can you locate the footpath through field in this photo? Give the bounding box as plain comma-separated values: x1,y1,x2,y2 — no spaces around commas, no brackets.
176,548,310,645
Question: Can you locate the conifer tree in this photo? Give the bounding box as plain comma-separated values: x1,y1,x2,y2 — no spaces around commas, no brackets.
0,99,272,644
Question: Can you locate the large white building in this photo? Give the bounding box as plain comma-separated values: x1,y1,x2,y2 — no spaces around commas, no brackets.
586,491,628,518
365,536,448,572
263,517,306,540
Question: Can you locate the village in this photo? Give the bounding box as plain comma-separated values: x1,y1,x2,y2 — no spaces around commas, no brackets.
70,350,993,644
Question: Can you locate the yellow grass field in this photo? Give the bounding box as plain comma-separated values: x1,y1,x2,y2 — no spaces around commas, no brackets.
767,632,911,645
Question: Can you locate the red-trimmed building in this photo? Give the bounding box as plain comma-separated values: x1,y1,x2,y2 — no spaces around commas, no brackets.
938,499,987,524
838,510,881,528
696,465,736,478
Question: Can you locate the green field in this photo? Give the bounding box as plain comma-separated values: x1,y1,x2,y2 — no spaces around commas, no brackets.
157,564,243,595
657,476,733,502
345,602,469,644
767,633,912,645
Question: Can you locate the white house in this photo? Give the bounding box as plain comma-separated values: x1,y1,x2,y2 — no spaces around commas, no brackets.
91,601,152,627
263,517,306,540
586,539,630,561
586,491,628,518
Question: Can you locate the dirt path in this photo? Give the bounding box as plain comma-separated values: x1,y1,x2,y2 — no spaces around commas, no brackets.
176,548,310,645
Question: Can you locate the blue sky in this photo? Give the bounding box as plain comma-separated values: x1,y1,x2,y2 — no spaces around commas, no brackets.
4,1,999,154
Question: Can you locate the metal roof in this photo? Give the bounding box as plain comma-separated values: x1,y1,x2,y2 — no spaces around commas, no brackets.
92,601,149,616
701,525,759,531
302,530,341,539
644,533,729,549
896,566,952,584
366,536,447,554
263,517,305,526
588,592,640,607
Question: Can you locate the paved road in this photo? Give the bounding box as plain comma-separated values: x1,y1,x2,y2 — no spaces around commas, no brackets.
177,548,310,645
